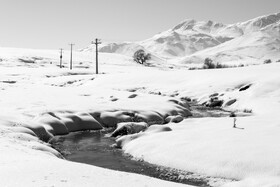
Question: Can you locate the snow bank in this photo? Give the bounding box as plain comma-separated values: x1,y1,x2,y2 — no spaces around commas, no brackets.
0,126,187,187
1,46,280,186
110,63,280,186
123,117,280,180
0,47,195,186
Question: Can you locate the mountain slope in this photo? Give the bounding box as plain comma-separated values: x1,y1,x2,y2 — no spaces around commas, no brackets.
81,12,280,65
180,14,280,65
81,42,144,56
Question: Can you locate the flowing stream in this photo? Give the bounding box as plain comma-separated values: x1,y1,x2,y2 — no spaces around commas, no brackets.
50,105,237,186
50,130,210,187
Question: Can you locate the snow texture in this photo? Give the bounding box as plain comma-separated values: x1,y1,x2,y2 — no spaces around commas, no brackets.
1,12,280,187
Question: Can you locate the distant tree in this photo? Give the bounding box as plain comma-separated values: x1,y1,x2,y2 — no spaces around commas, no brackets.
216,62,224,69
133,49,151,64
203,58,215,69
264,59,272,64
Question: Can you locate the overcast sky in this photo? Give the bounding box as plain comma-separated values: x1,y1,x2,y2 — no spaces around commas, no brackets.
0,0,279,50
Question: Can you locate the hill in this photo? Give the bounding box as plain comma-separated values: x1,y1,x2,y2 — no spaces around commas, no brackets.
81,12,280,66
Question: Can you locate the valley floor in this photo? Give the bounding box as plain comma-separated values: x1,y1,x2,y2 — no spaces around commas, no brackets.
0,48,280,187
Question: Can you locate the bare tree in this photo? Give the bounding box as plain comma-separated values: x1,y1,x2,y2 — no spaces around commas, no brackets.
133,49,151,64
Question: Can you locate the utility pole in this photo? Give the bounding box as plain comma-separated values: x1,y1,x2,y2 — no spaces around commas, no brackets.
69,43,75,70
92,38,101,74
59,48,63,68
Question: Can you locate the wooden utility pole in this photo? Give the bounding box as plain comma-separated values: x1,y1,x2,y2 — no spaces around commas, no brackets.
69,43,75,70
59,48,63,68
233,117,237,128
92,38,101,74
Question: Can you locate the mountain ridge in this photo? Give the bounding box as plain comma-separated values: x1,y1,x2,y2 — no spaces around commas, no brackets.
81,12,280,65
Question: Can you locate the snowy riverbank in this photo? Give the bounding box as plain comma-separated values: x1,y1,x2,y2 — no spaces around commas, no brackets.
1,47,280,186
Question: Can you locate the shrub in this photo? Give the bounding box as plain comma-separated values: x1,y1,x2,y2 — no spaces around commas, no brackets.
229,112,236,117
203,58,215,69
243,108,253,113
203,59,228,69
264,59,272,64
189,67,198,70
216,62,226,69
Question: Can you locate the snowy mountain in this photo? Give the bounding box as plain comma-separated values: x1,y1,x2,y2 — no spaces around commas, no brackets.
139,20,233,58
81,19,232,58
81,12,280,65
81,42,144,56
180,14,280,65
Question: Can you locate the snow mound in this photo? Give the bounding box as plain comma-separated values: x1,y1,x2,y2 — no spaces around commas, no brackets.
111,122,148,137
115,125,172,148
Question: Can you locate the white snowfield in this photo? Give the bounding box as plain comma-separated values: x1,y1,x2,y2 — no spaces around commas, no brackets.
0,46,280,187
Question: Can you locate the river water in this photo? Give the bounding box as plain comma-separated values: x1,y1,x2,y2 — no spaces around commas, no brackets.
50,130,210,187
49,104,237,186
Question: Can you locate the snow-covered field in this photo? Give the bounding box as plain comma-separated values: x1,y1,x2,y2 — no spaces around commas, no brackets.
1,46,280,187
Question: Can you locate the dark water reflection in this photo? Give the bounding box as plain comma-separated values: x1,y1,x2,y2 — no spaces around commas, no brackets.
50,130,209,187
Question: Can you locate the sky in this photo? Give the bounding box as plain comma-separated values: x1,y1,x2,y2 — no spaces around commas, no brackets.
0,0,279,50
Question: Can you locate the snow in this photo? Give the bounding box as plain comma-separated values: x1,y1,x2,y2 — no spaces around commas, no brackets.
111,63,280,186
0,47,194,187
83,12,280,67
0,135,186,187
1,26,280,187
90,62,280,186
123,117,280,182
